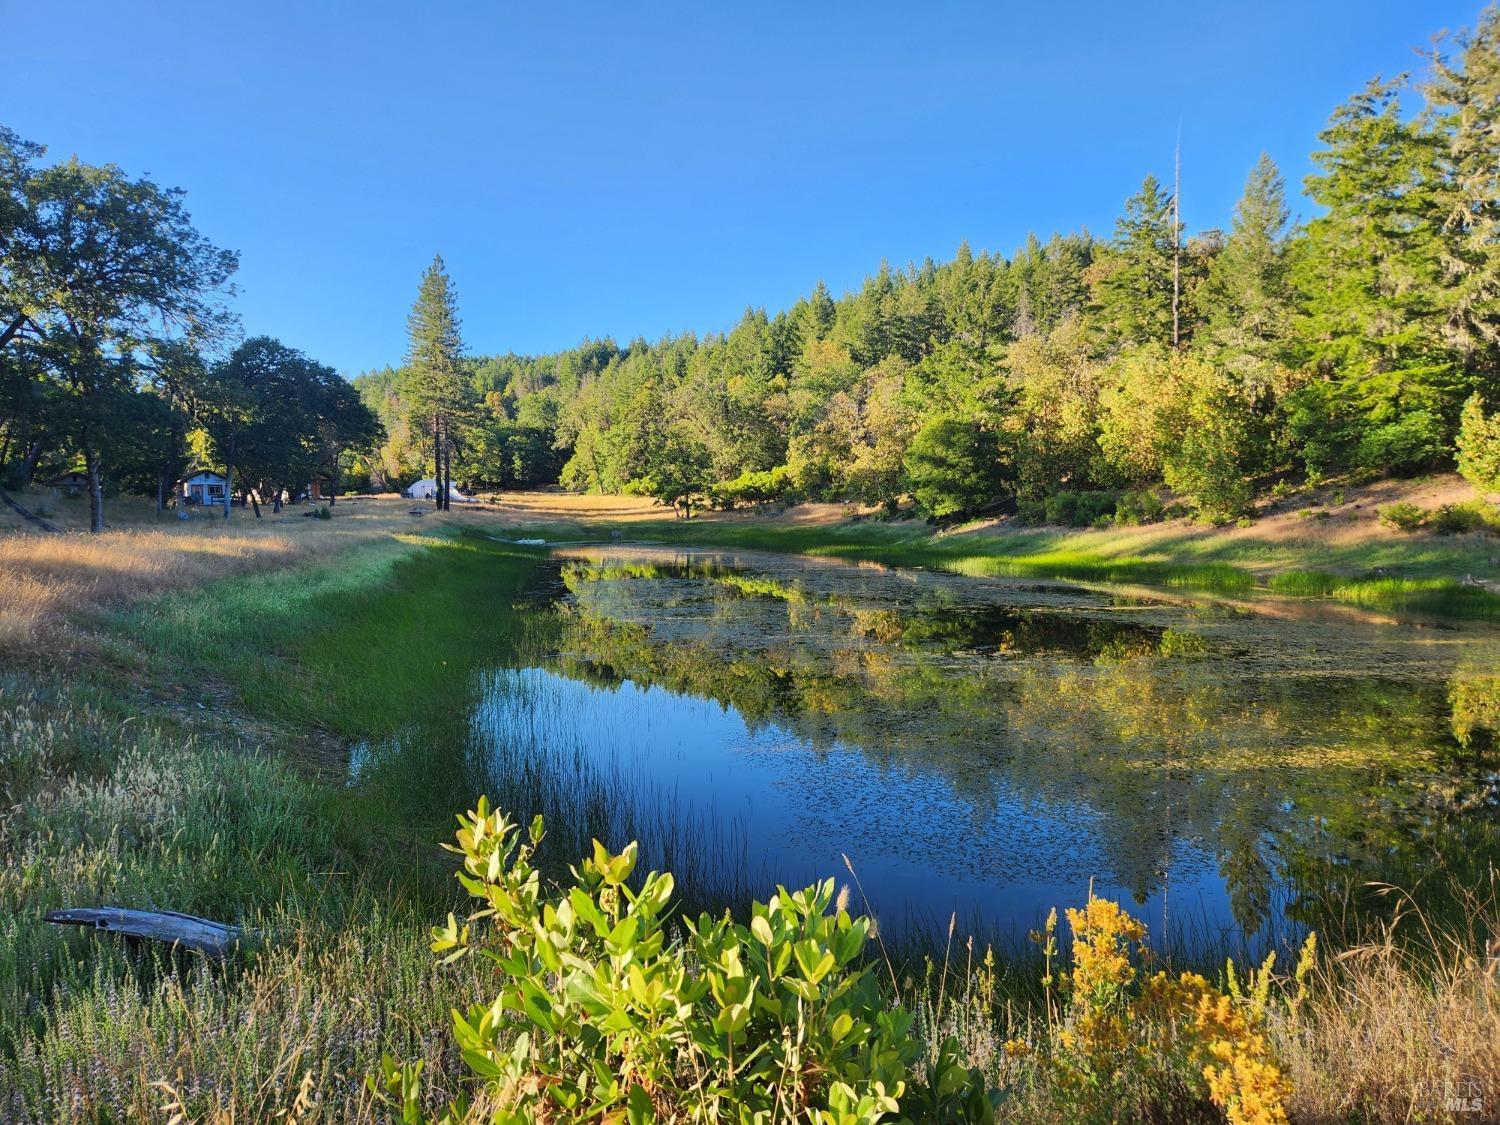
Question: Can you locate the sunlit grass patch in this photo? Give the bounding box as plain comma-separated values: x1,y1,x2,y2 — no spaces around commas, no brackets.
1270,570,1500,617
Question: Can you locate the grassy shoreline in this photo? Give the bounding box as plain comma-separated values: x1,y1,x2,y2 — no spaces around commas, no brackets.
498,509,1500,620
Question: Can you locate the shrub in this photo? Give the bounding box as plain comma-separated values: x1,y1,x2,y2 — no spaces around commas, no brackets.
1378,502,1425,532
1353,410,1448,475
1456,393,1500,494
1044,490,1117,527
1017,899,1302,1125
1114,489,1166,526
710,464,798,510
313,505,332,520
1429,501,1500,535
1015,499,1046,526
373,801,993,1123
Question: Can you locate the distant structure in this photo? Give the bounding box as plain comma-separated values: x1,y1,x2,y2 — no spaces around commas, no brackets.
403,477,477,503
178,470,228,507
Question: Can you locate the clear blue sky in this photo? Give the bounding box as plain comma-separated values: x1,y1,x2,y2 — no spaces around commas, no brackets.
5,1,1482,375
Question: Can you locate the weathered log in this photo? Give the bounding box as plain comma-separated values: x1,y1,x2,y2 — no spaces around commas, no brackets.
0,487,58,532
44,907,246,958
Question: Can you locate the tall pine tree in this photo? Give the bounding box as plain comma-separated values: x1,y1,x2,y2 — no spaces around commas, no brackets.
1423,6,1500,390
1291,78,1454,473
1200,154,1294,392
403,255,467,509
1092,176,1177,349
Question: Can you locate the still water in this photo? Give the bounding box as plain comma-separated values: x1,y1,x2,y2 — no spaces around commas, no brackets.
466,545,1498,952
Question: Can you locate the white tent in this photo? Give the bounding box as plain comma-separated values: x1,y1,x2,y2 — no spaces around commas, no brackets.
404,478,477,502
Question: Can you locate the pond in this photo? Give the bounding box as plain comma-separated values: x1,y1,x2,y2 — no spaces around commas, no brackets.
413,543,1500,955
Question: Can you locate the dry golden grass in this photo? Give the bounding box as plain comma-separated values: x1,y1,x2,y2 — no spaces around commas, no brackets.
0,497,500,650
1275,884,1500,1124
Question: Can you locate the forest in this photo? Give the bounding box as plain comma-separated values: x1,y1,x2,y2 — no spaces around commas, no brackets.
352,7,1500,524
3,7,1499,533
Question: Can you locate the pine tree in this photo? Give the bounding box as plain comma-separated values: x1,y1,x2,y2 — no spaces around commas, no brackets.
1290,78,1455,473
1456,392,1500,494
1422,6,1500,387
1294,79,1446,376
1200,154,1294,392
403,255,467,510
1093,177,1177,348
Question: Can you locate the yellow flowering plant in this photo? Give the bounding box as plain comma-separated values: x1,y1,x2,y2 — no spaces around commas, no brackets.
1025,892,1304,1125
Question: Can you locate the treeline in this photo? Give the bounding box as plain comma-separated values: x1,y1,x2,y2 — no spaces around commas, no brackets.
363,6,1500,523
0,133,380,530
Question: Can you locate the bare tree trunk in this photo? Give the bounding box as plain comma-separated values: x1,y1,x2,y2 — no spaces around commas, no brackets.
249,489,262,518
19,438,42,485
433,414,443,509
442,438,452,511
84,444,105,533
328,446,340,507
223,435,235,520
157,472,167,514
1172,134,1182,349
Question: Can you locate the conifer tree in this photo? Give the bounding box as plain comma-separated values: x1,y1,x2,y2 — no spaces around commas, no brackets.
1093,176,1178,348
1423,6,1500,386
1200,154,1294,391
1290,78,1454,473
403,255,467,509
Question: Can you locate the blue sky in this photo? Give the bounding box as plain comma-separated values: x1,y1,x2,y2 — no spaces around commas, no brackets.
5,1,1482,375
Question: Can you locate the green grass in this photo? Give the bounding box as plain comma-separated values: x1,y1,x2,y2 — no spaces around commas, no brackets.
0,530,564,1119
525,517,1263,594
1269,569,1500,617
513,509,1500,618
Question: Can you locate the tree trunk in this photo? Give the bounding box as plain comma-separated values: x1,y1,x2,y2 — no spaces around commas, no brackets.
157,472,167,515
84,444,105,533
433,414,443,509
272,489,282,513
223,436,235,520
19,438,42,485
249,489,261,518
328,446,340,507
442,438,452,511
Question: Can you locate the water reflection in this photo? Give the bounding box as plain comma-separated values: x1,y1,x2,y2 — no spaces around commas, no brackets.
477,545,1499,951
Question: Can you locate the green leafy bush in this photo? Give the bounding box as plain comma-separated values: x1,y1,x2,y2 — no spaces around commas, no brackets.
1114,489,1166,526
710,464,798,510
1379,500,1500,535
1377,502,1425,532
1456,393,1500,494
1352,409,1449,475
1043,490,1117,528
1429,501,1500,535
372,800,992,1124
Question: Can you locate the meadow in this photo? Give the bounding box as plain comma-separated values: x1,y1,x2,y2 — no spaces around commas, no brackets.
0,500,1495,1121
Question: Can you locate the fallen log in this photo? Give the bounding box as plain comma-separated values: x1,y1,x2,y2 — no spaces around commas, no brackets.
0,487,59,532
44,907,246,958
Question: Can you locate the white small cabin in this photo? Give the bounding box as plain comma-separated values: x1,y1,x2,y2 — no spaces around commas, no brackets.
180,471,227,507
